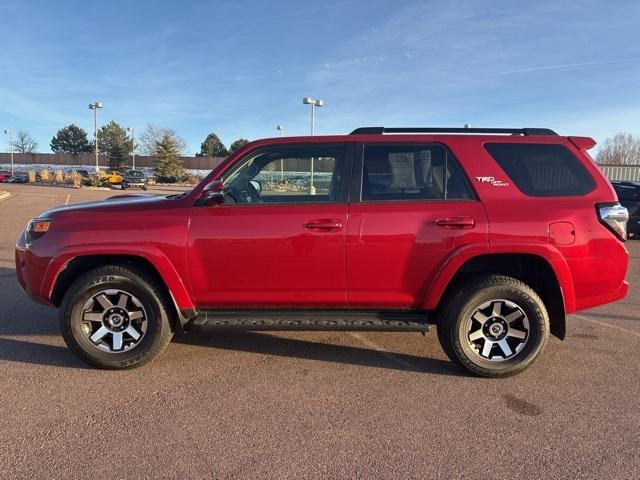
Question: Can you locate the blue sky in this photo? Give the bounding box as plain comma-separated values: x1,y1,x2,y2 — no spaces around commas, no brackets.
1,0,640,154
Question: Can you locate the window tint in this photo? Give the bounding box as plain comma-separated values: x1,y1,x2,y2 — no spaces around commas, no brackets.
484,143,595,197
361,144,473,201
224,146,343,204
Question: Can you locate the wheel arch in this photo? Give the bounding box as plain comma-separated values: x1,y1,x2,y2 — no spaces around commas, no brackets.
425,248,573,339
48,252,196,326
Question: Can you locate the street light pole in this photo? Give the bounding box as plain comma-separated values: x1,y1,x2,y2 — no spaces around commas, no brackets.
126,127,135,169
302,97,323,136
276,125,284,181
3,129,13,176
88,101,103,174
302,98,323,195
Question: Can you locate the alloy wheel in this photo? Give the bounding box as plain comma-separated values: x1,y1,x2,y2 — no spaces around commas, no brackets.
80,289,148,353
464,299,529,361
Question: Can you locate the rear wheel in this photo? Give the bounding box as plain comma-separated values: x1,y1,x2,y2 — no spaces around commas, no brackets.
437,274,549,377
60,265,174,369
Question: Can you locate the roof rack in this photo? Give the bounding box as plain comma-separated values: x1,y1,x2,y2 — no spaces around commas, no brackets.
349,127,558,136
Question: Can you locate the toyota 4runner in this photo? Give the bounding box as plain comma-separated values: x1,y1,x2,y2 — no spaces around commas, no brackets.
15,127,630,376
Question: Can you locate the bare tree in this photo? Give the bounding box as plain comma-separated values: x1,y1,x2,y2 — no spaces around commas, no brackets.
596,133,640,165
11,129,39,153
139,125,186,156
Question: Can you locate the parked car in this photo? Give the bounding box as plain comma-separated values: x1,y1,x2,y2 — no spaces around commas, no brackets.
15,127,629,376
7,173,28,183
75,169,91,179
612,181,640,238
99,170,124,185
121,169,148,190
0,170,12,182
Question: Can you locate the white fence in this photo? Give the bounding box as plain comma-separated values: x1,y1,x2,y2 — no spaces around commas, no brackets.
599,165,640,182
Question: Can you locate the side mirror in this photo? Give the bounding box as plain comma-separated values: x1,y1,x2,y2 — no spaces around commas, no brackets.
200,180,225,206
249,179,262,194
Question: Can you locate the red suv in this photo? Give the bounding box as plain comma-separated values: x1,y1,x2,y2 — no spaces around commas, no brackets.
15,127,630,376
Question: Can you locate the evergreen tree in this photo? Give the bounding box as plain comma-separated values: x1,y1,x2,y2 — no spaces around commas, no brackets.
50,124,92,154
228,138,249,154
154,133,185,182
97,121,133,169
197,133,228,157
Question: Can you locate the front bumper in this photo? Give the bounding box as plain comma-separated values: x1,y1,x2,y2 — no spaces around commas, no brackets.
15,234,53,306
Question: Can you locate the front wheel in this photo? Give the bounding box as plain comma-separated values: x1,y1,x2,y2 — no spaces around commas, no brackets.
437,274,549,377
60,265,174,369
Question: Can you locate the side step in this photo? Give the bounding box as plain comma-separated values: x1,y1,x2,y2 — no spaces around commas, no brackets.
188,310,430,333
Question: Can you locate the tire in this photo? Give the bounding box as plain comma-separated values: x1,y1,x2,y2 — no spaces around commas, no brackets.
437,274,549,377
59,265,175,369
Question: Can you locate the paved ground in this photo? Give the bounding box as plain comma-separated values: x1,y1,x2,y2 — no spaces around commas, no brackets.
0,183,638,479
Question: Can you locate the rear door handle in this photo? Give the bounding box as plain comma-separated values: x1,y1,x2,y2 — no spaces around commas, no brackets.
304,219,343,231
435,216,475,229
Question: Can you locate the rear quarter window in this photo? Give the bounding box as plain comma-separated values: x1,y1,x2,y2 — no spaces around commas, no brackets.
484,143,596,197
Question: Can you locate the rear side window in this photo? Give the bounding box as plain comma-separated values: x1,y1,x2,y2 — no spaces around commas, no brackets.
361,144,474,201
484,143,595,197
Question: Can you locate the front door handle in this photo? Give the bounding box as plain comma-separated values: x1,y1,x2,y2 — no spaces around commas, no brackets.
435,216,475,229
304,219,343,231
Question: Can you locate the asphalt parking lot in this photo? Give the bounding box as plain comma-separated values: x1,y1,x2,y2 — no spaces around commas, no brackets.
0,183,638,479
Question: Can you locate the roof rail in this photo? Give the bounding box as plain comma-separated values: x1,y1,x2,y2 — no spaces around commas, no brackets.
349,127,558,136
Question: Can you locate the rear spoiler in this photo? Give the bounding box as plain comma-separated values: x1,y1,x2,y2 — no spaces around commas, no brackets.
568,136,597,150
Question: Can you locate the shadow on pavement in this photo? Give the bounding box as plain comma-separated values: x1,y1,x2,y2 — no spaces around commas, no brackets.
0,337,88,369
174,331,462,376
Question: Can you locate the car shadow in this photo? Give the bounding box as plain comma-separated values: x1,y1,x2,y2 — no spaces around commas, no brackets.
0,337,89,369
173,331,462,376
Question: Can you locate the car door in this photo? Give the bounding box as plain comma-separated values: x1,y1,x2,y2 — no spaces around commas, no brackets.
346,141,489,308
188,143,353,307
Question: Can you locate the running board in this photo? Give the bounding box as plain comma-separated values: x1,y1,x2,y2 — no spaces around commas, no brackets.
188,310,430,333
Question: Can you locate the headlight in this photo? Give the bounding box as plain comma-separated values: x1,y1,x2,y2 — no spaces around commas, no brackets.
25,218,52,243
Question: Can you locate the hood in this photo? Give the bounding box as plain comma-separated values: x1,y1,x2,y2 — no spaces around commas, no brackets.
40,194,171,218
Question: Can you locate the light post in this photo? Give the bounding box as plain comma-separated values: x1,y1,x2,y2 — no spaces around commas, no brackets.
3,129,13,176
302,98,323,194
88,101,103,173
126,127,135,169
302,97,323,135
276,125,284,181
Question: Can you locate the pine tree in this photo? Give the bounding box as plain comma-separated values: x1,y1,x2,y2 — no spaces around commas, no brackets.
197,133,228,157
50,124,92,154
154,134,185,182
97,121,133,169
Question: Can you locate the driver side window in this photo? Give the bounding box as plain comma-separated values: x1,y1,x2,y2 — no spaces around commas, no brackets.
223,146,345,204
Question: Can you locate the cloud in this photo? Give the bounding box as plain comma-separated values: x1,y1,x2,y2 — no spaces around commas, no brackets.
228,0,359,27
488,57,640,77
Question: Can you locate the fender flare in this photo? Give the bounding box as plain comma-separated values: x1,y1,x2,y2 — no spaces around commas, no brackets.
42,244,196,314
421,242,575,314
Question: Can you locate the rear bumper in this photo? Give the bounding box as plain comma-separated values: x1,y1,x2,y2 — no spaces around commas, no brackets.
574,280,629,312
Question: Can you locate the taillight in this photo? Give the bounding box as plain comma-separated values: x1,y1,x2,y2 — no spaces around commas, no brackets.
596,203,628,241
25,218,52,243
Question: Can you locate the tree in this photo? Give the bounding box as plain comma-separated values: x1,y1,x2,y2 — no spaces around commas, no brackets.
596,133,640,165
154,134,186,182
11,129,38,153
139,125,186,156
50,124,92,154
139,125,186,182
97,121,133,169
228,138,249,154
197,133,228,157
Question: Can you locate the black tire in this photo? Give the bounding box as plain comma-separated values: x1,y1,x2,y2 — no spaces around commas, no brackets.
437,274,549,377
59,265,175,369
